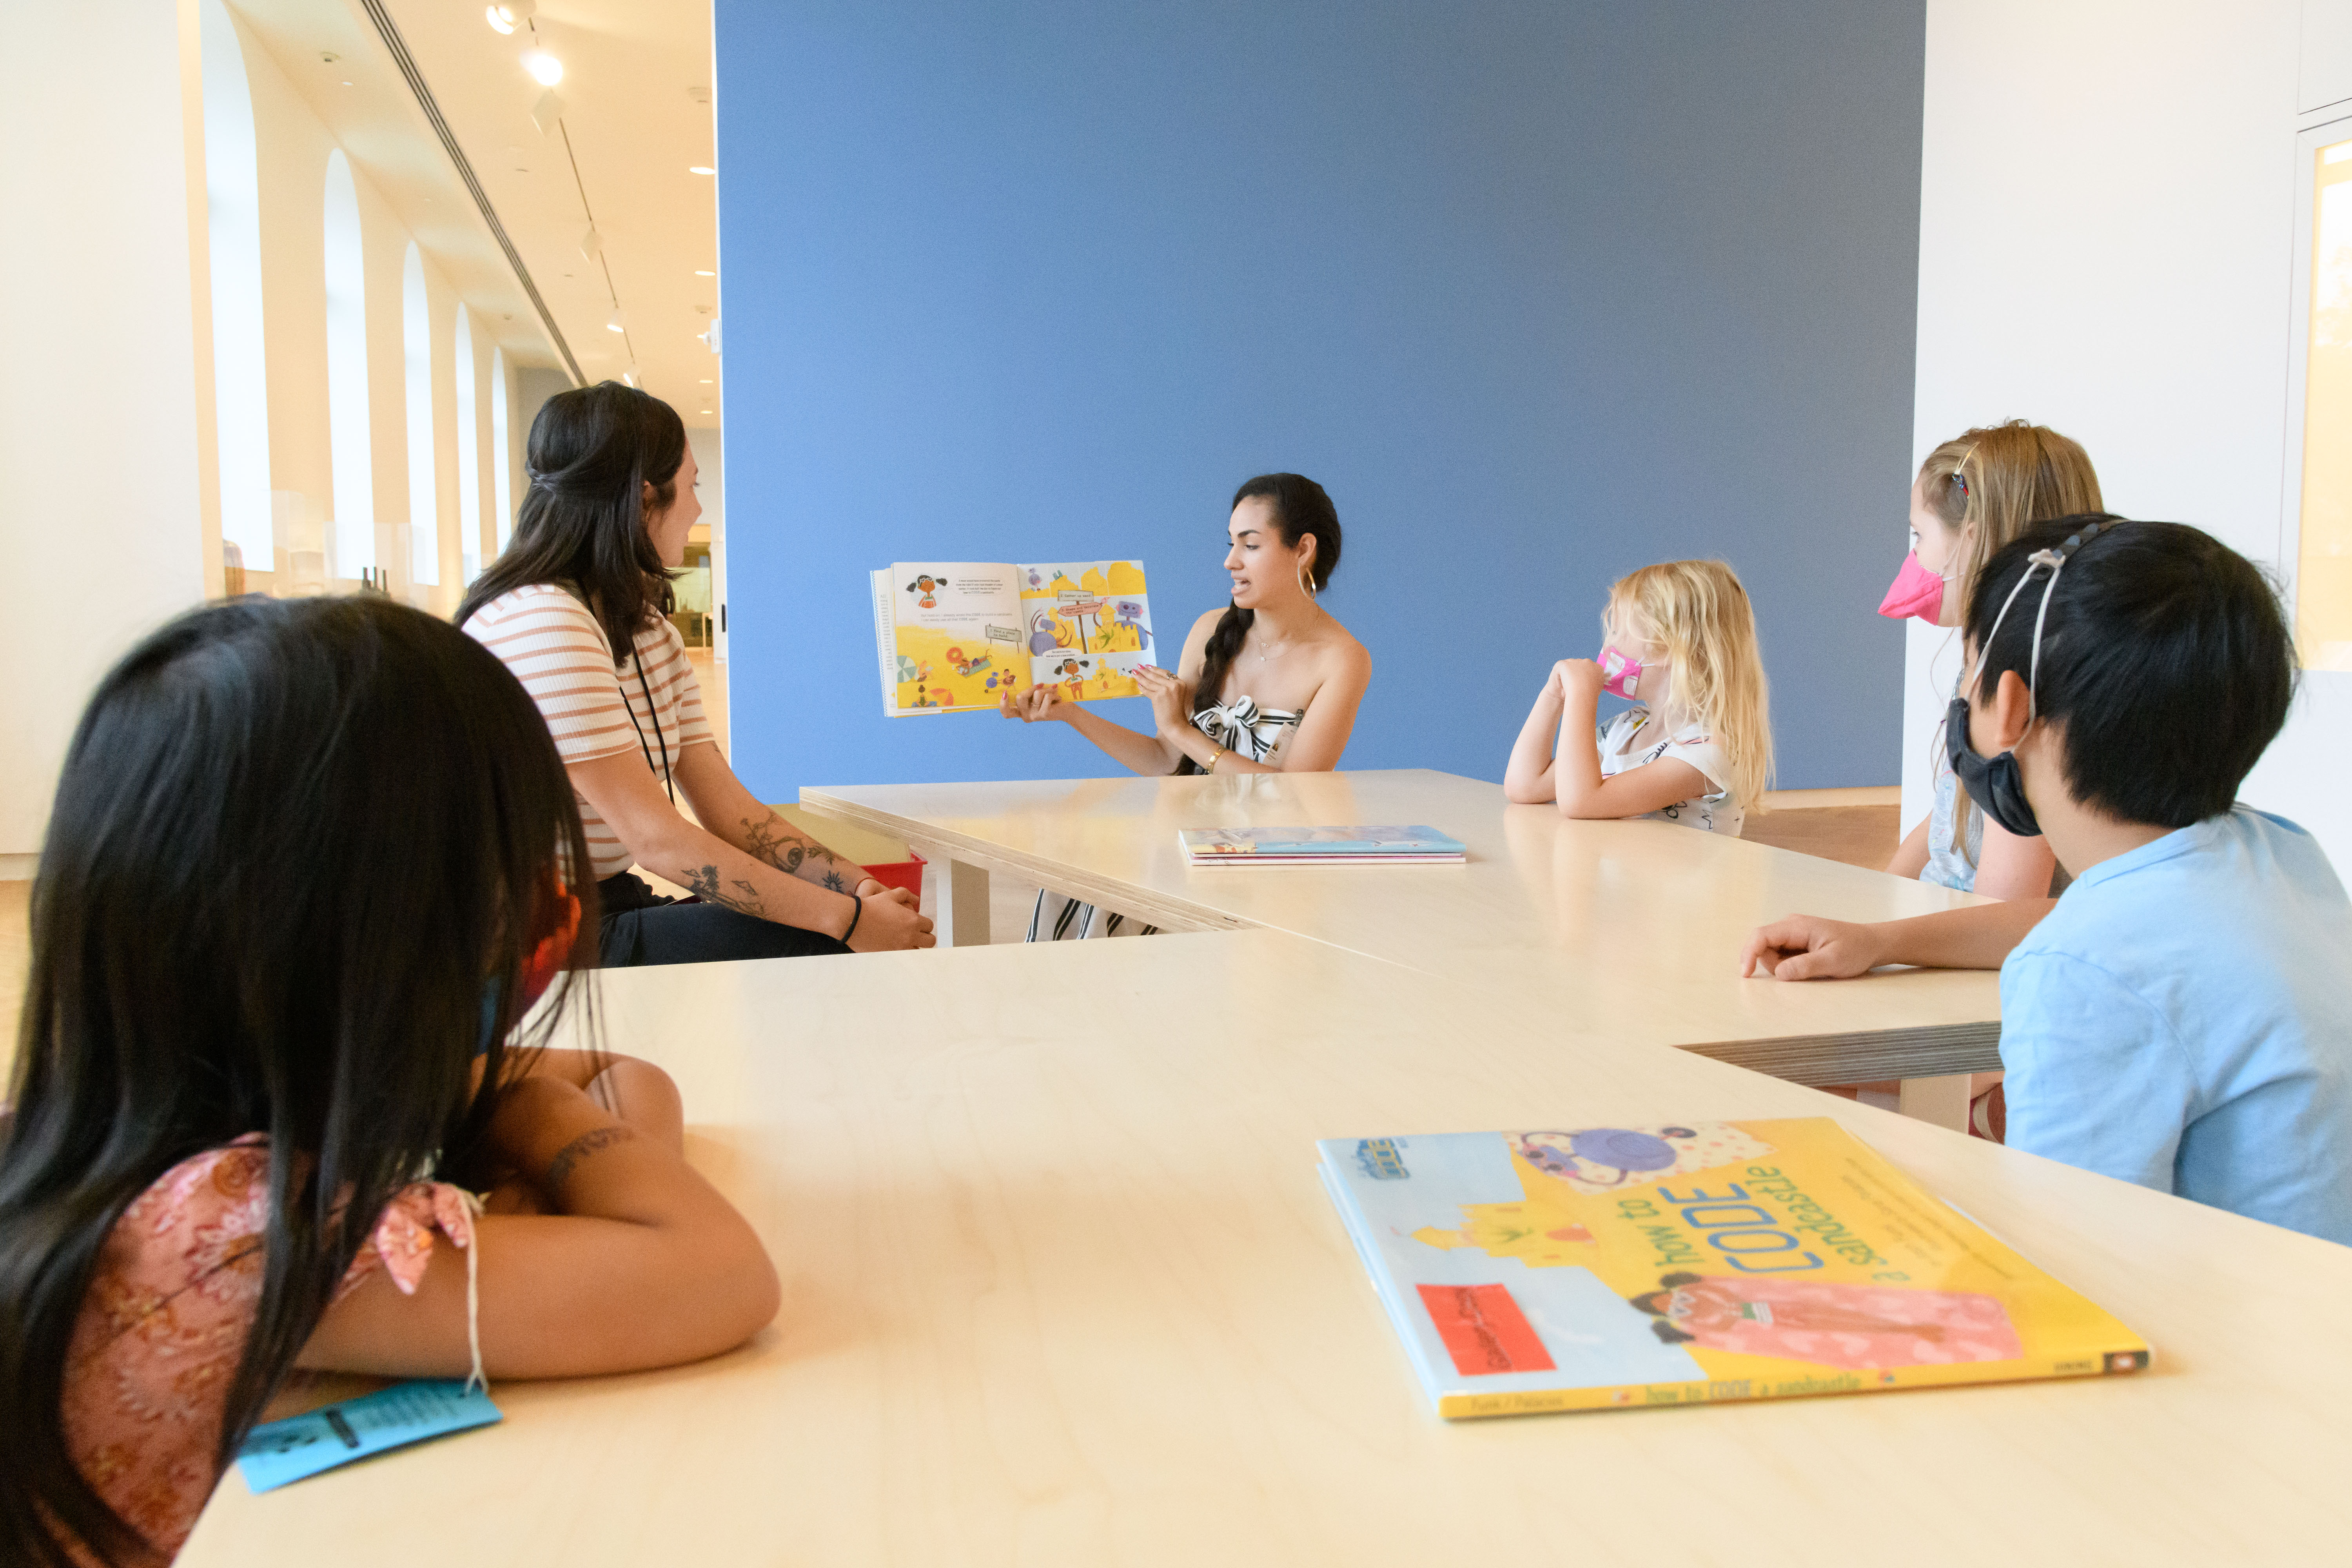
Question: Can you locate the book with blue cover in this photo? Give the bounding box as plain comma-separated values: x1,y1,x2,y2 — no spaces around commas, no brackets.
1319,1119,2147,1419
1178,826,1465,865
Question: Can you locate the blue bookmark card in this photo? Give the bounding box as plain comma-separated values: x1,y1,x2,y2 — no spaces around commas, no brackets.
236,1379,501,1493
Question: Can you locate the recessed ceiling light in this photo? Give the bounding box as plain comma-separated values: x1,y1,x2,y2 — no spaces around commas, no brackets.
522,49,564,86
689,166,715,176
698,378,713,383
694,270,715,276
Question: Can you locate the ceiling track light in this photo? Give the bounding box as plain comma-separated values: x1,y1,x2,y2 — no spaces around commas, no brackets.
486,1,535,33
606,309,627,334
532,90,566,135
522,47,563,86
580,225,602,261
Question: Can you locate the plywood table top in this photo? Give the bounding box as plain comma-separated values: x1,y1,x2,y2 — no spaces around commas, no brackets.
182,934,2352,1566
802,769,2003,1080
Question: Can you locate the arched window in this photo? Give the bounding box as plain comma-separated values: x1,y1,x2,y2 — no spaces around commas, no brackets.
323,149,372,577
402,243,438,585
492,346,513,552
455,303,482,567
201,0,270,572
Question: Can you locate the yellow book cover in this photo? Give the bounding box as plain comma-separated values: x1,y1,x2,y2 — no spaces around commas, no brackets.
1318,1118,2147,1419
869,560,1153,716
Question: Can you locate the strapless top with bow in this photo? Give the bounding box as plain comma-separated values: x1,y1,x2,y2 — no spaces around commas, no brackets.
1191,693,1306,766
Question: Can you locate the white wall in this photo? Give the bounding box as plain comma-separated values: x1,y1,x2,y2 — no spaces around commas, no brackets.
1911,0,2352,874
0,0,209,866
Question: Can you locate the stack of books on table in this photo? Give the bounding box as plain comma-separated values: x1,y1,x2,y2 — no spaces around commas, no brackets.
1177,826,1466,866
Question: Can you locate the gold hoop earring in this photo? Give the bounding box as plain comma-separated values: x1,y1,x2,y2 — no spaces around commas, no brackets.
1297,559,1317,601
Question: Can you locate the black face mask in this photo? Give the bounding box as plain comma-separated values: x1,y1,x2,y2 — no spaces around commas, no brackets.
1945,692,2041,837
1944,519,2115,843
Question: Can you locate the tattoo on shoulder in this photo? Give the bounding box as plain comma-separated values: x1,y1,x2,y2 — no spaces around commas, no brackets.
545,1124,636,1189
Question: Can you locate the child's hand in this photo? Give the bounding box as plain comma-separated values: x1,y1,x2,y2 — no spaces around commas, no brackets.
1551,659,1606,705
1739,915,1890,981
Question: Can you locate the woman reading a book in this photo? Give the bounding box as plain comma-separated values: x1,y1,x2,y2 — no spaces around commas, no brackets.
1002,473,1371,775
459,383,933,965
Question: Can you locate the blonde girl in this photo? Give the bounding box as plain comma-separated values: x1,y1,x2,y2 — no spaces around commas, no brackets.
1881,420,2103,899
1504,559,1771,835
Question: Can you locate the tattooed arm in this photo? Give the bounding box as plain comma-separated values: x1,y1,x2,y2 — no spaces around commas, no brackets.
671,742,869,893
298,1076,780,1378
567,747,933,950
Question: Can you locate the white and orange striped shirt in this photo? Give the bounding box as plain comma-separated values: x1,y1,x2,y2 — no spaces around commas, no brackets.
465,583,712,880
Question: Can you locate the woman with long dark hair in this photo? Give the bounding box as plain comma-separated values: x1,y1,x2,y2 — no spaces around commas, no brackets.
0,597,779,1566
459,381,932,965
1002,473,1371,774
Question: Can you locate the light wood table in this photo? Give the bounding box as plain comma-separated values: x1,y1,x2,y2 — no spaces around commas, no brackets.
803,769,2001,1120
181,934,2352,1565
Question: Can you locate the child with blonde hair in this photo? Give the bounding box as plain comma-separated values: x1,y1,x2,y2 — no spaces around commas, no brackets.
1504,559,1771,835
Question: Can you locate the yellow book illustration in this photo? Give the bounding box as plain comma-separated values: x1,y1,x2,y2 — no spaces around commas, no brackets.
1319,1118,2148,1419
869,560,1152,716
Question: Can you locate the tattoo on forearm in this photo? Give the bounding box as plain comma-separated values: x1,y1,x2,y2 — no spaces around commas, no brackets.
684,864,769,919
821,869,849,892
544,1124,636,1189
741,812,845,885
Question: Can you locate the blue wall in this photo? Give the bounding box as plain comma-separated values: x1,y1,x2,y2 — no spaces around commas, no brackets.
714,0,1923,793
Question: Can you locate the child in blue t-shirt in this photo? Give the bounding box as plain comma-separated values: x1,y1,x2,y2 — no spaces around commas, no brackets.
1740,516,2352,1245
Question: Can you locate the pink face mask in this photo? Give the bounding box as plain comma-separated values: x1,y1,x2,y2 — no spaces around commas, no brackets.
1878,552,1952,623
1598,644,1651,700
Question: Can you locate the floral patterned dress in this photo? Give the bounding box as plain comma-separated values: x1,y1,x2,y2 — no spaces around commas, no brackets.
60,1136,477,1560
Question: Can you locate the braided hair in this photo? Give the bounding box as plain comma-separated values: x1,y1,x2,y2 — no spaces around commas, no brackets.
1177,473,1341,774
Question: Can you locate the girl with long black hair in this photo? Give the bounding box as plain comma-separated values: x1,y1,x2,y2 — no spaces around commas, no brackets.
1002,473,1371,774
459,381,933,965
0,598,779,1566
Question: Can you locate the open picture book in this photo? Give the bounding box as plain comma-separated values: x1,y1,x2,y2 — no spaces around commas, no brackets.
869,560,1155,717
1321,1117,2147,1419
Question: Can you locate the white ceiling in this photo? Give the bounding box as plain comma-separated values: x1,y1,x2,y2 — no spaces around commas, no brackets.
231,0,722,426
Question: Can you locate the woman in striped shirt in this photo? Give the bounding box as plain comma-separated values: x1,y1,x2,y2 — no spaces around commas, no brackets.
459,383,933,965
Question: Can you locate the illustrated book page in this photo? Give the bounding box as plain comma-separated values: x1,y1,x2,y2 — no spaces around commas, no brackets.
1015,560,1153,702
872,563,1028,716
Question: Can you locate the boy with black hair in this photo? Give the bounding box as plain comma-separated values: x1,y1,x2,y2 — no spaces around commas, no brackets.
1742,517,2352,1245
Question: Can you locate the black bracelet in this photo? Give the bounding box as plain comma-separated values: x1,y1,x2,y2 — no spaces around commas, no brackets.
841,894,862,946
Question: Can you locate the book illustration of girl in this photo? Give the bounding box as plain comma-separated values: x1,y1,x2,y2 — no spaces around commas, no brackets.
945,646,993,678
1052,657,1091,701
1508,1124,1774,1196
906,573,946,609
1628,1273,2022,1369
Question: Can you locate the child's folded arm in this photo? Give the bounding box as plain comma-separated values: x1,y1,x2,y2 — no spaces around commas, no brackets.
1554,757,1712,820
